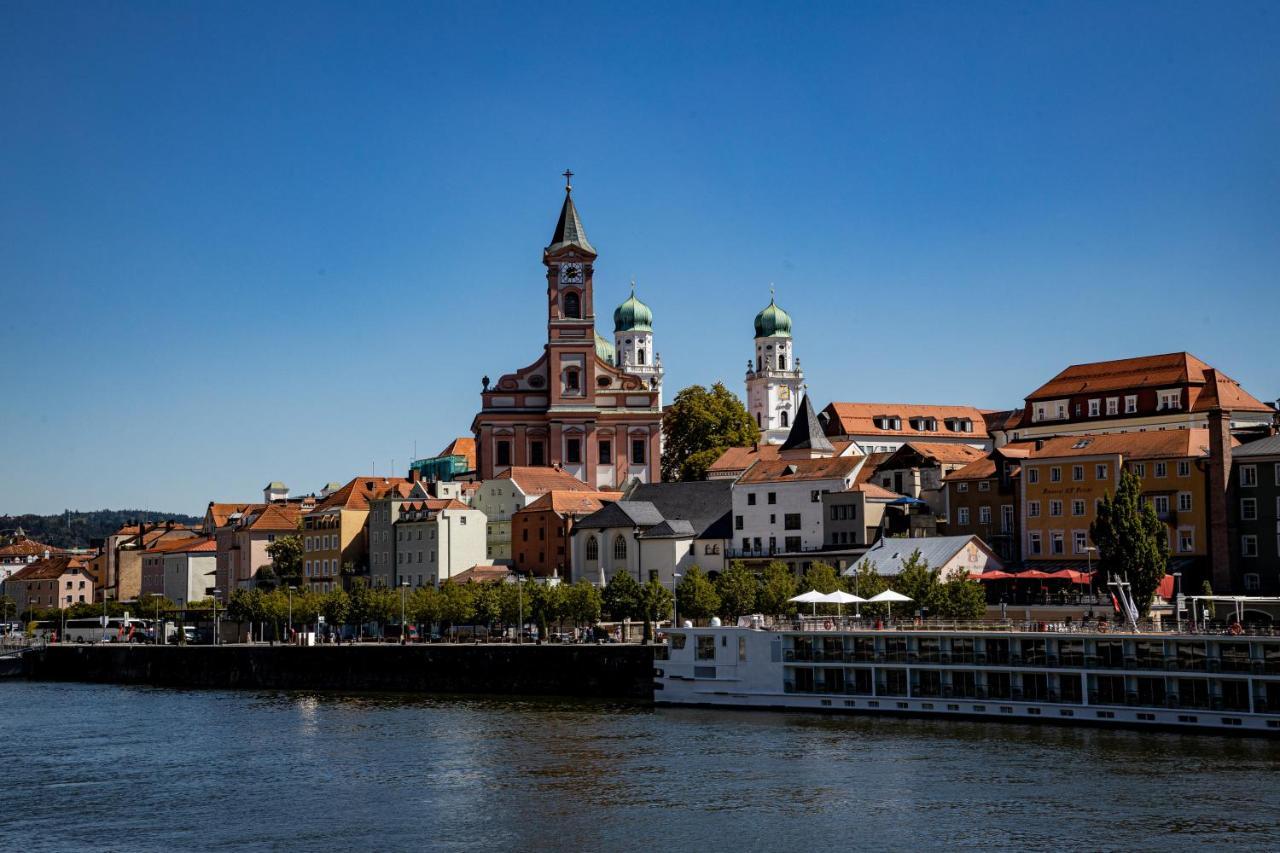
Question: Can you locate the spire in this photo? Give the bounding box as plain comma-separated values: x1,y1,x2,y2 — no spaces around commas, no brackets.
779,393,834,455
546,171,596,256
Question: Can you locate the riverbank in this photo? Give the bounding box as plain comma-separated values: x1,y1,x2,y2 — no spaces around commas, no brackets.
20,644,656,699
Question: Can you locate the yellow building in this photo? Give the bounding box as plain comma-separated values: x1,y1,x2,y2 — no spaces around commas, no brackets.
301,477,412,592
1022,429,1212,566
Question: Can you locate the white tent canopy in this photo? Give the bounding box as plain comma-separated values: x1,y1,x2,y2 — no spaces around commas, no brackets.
867,588,912,619
824,591,866,604
789,590,829,603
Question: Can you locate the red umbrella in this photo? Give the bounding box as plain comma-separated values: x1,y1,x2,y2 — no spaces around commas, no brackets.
976,571,1014,581
1018,570,1054,579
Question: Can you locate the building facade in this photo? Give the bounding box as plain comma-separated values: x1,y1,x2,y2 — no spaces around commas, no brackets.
471,466,597,564
943,446,1027,563
301,476,412,592
6,556,95,613
392,499,486,587
745,294,804,445
1230,435,1280,594
471,177,663,488
819,402,993,456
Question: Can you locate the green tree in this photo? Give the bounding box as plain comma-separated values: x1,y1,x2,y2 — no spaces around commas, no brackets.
321,588,350,632
438,582,475,638
407,585,440,633
758,560,798,617
565,581,602,629
715,561,759,621
929,575,987,620
265,535,304,588
675,566,720,623
638,577,673,643
347,581,375,639
254,565,279,591
845,559,888,619
1199,580,1215,620
660,382,759,482
472,582,502,629
603,572,641,621
1090,468,1171,615
802,561,841,594
893,550,940,612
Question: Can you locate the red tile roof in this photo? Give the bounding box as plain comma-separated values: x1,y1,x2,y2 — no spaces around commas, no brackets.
448,565,512,585
0,536,57,558
737,456,863,484
854,452,894,485
708,440,856,475
206,503,261,529
521,490,622,516
242,503,302,532
1027,428,1226,461
315,477,413,512
438,437,478,471
945,458,998,481
8,556,91,582
1026,352,1271,412
495,466,595,495
821,402,994,438
896,442,986,465
849,482,901,499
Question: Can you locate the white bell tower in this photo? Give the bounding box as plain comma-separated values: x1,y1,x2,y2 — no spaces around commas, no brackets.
746,289,804,445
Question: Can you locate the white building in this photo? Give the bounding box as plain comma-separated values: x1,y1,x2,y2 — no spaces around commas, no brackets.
847,534,1003,580
392,498,487,586
612,284,664,407
162,539,218,606
745,293,804,445
471,466,598,563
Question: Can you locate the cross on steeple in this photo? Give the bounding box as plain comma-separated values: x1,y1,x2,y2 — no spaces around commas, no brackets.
563,169,574,191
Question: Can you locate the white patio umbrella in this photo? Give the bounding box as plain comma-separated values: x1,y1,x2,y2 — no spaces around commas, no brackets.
823,590,866,617
789,589,828,617
867,589,913,620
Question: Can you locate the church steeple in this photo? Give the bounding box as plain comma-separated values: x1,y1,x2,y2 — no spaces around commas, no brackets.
779,392,834,459
545,170,596,257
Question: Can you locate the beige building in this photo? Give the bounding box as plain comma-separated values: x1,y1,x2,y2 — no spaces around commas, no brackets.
215,503,305,594
302,476,412,592
392,499,487,587
108,522,199,602
471,466,598,564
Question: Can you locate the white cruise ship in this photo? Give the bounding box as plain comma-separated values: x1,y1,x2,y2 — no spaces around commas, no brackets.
655,622,1280,734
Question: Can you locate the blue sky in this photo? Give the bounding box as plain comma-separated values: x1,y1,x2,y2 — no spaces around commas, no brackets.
2,1,1277,516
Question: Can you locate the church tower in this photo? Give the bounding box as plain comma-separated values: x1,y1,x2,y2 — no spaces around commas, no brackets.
613,282,664,406
746,291,804,445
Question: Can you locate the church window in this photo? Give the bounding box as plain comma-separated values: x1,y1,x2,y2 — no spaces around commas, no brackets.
756,412,761,428
496,441,511,467
565,368,580,391
530,441,545,466
780,410,789,428
778,354,787,370
756,356,762,372
566,438,581,465
563,292,580,319
637,349,645,365
613,535,628,561
585,536,599,561
631,438,647,465
598,439,612,464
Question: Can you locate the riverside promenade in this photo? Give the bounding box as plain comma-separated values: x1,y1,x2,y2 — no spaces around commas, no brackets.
20,643,656,700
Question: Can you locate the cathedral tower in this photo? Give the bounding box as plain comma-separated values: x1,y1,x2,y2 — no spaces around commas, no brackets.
613,283,663,406
746,291,804,445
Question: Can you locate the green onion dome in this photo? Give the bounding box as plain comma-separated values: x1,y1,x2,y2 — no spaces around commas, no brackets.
613,287,654,333
754,297,792,338
594,331,616,364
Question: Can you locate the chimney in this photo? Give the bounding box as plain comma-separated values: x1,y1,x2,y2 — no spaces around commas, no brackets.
409,468,421,484
1207,408,1233,591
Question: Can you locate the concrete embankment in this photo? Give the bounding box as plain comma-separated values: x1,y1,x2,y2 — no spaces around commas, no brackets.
22,644,656,700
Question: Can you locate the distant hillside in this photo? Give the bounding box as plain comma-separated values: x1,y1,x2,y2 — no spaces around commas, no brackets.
1,509,203,550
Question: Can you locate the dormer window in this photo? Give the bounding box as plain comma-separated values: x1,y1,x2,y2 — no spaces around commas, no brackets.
1158,390,1182,411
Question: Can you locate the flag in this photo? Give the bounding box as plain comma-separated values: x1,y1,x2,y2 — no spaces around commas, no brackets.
1110,593,1120,613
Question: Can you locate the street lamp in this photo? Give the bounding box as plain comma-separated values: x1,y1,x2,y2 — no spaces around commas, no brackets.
211,589,221,646
287,585,296,644
517,576,523,645
672,573,682,629
633,526,642,582
148,593,164,645
400,581,409,644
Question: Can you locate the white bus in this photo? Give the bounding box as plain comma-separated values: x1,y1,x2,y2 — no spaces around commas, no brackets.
49,616,151,644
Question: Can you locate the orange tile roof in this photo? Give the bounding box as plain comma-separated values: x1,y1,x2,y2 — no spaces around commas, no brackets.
143,534,213,555
8,555,91,581
495,466,595,495
849,482,902,499
315,477,413,512
737,456,863,484
398,499,470,515
854,452,894,484
438,437,478,471
521,490,622,516
0,536,57,558
206,503,261,529
1028,428,1226,461
708,440,856,475
1026,352,1271,412
897,442,986,465
449,565,512,584
822,402,994,438
243,503,302,532
945,458,998,481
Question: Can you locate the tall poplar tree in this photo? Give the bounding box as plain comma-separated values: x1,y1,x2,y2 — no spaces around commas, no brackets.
1090,467,1170,615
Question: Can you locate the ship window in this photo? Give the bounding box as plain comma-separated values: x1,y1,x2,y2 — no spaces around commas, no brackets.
696,636,715,661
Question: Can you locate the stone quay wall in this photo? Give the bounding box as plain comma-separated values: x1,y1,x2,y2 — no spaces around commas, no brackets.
22,644,657,700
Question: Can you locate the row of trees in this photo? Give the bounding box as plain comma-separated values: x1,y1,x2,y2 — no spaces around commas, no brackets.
671,554,987,623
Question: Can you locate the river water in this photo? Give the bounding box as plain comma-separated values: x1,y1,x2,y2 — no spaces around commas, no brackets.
2,682,1278,851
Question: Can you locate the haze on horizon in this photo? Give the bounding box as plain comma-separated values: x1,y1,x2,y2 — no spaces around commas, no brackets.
2,2,1277,516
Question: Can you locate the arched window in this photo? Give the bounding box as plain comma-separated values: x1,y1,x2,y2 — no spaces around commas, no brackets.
756,356,762,372
565,368,580,391
756,412,762,427
563,292,581,319
613,535,628,561
585,536,599,561
778,353,787,370
637,349,646,365
781,410,789,427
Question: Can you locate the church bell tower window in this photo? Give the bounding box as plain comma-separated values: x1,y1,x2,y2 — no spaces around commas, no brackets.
563,291,581,319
